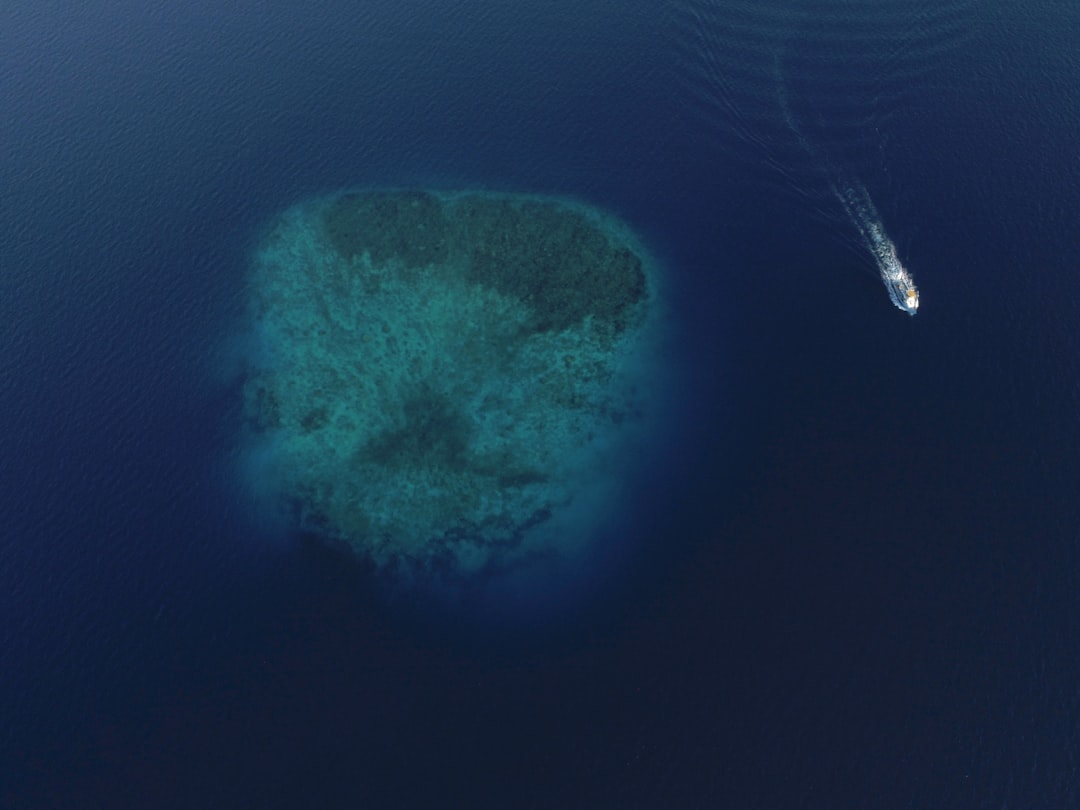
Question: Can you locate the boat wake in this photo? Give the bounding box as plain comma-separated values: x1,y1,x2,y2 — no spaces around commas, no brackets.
834,182,919,315
773,49,919,316
670,0,952,316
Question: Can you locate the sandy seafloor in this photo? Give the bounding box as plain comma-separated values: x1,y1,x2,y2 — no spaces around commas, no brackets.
3,0,1080,806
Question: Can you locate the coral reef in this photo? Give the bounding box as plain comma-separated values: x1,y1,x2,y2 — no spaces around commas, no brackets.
243,189,665,579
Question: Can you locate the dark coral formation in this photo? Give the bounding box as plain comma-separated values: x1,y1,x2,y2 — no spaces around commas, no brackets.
323,189,450,268
320,190,647,335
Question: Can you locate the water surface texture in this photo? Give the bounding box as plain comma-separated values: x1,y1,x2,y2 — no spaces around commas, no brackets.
3,0,1079,806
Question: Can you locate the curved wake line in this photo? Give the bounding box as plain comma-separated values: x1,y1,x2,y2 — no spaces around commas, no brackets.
773,44,919,316
674,0,928,316
834,182,919,315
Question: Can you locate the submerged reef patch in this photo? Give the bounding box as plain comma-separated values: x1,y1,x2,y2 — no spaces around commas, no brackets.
243,188,666,586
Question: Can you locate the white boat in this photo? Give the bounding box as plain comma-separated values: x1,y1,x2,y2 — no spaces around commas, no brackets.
880,258,919,316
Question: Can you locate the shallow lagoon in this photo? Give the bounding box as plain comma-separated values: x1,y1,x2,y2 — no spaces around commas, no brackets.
243,189,671,586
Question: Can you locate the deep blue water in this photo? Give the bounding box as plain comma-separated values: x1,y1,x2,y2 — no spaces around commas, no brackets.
3,0,1080,806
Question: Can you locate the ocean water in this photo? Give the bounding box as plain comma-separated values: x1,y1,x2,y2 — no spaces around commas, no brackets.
3,0,1079,806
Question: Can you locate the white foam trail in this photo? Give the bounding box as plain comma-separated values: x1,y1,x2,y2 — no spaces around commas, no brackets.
772,50,919,316
834,182,919,315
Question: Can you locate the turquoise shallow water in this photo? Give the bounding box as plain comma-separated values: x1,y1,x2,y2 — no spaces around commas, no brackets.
241,189,675,587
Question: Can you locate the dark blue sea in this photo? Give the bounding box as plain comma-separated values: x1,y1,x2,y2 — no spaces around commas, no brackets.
4,0,1080,806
